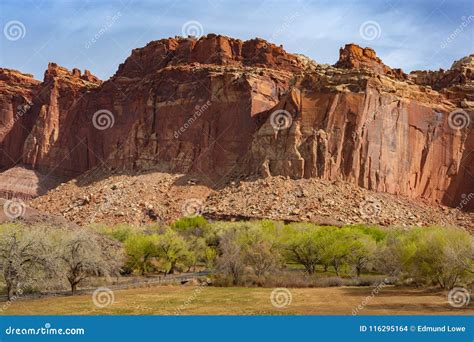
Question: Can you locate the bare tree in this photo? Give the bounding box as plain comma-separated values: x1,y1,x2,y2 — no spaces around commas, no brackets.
0,226,52,300
57,230,120,294
216,230,245,284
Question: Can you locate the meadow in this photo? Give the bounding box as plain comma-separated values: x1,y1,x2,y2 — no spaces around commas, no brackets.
0,217,472,315
2,285,472,315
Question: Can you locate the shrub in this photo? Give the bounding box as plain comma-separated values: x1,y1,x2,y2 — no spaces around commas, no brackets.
171,216,208,235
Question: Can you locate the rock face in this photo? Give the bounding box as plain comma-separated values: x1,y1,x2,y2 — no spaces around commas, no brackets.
334,44,407,80
244,62,473,209
22,63,102,175
0,68,41,167
0,35,472,211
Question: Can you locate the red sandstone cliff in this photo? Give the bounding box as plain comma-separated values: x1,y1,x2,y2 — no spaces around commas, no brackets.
0,68,40,167
0,35,472,210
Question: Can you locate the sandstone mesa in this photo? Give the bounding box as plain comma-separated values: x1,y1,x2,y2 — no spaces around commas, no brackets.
0,34,472,216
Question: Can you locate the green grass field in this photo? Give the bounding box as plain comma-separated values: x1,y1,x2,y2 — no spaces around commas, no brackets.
2,286,472,315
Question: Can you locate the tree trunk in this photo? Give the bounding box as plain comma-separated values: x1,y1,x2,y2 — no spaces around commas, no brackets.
333,258,339,276
71,282,78,295
169,261,176,274
6,283,12,301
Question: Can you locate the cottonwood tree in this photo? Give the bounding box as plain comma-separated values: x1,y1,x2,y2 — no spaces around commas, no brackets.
57,230,120,294
0,226,52,300
124,234,158,275
346,232,377,277
283,229,325,274
244,240,280,277
399,227,474,289
239,226,281,278
216,229,245,284
155,229,192,275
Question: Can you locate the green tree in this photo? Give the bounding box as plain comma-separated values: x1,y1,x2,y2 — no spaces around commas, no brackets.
399,227,473,289
124,235,158,275
319,229,349,276
345,231,376,277
155,229,192,274
283,227,325,274
238,225,282,278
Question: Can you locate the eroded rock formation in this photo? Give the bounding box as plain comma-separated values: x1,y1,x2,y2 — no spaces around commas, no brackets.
0,35,472,210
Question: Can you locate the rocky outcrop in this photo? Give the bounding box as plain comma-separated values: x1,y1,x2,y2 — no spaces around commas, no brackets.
13,36,301,179
244,68,473,209
0,166,65,200
0,68,41,167
115,34,305,78
409,55,474,92
0,36,472,211
334,44,407,80
22,63,101,175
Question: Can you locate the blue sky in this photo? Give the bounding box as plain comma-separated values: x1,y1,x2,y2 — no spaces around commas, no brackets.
1,0,473,80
